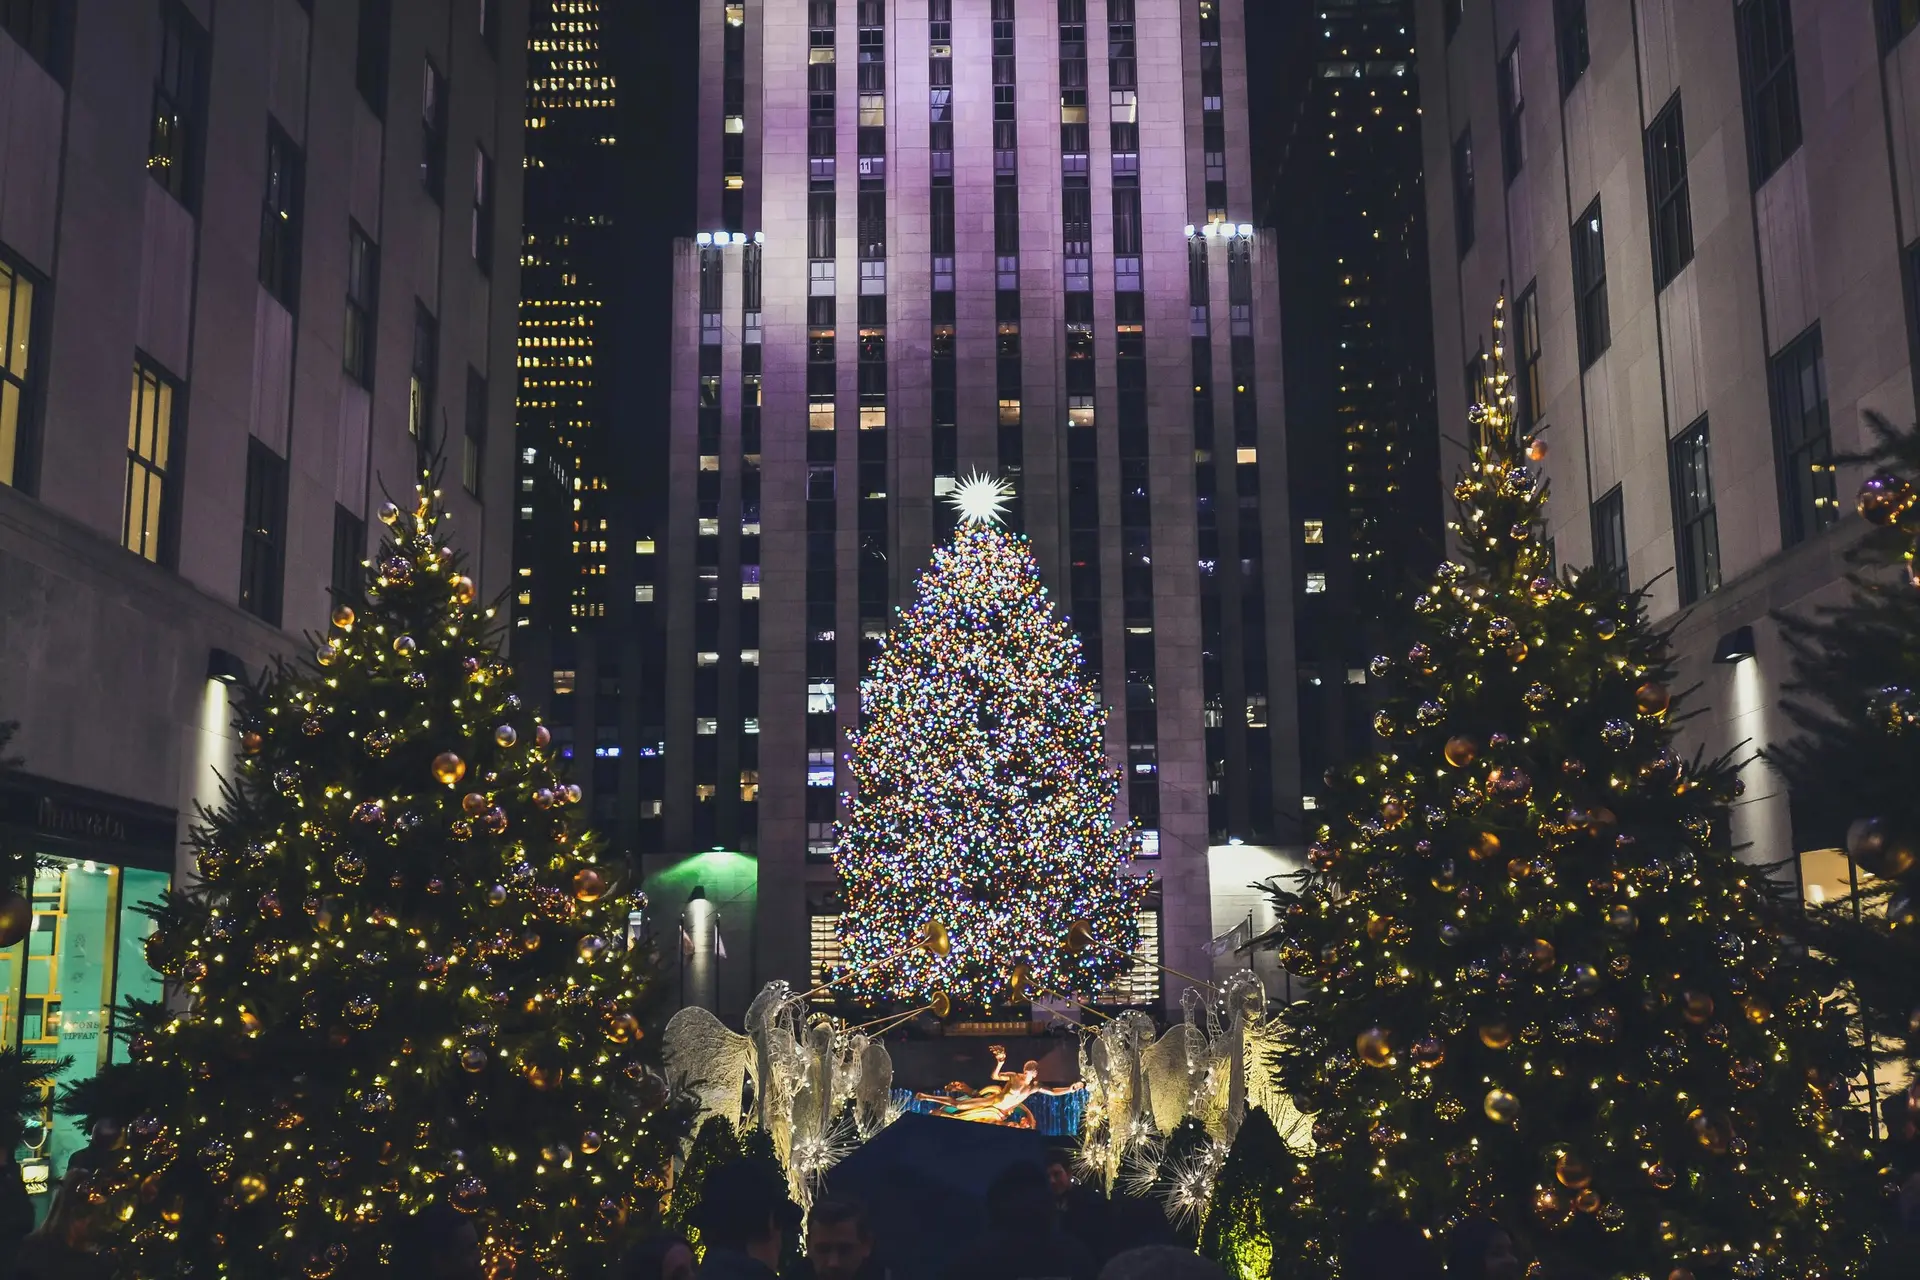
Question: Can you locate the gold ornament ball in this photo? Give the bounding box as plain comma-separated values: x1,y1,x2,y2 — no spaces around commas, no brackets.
1479,1023,1514,1050
377,500,402,525
1443,735,1479,768
1528,938,1557,971
486,885,509,907
494,725,518,749
580,1130,604,1154
526,1063,563,1091
462,791,489,815
1681,991,1715,1024
232,1172,270,1205
451,575,478,605
1355,1027,1394,1068
433,752,467,786
533,788,555,809
1410,1036,1446,1067
393,634,417,655
1527,437,1549,462
607,1012,642,1044
330,604,356,629
0,892,32,948
573,867,608,902
1483,1089,1520,1124
315,642,339,667
460,1047,488,1073
534,724,551,748
1634,682,1672,717
1468,831,1502,861
1555,1153,1593,1189
1573,1188,1601,1214
448,1176,487,1213
1647,1162,1678,1190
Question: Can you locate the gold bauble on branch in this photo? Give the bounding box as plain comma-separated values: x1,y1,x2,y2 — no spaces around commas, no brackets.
494,724,518,748
330,604,356,629
0,892,32,948
1483,1089,1520,1124
432,752,467,786
1478,1023,1514,1050
1468,831,1502,861
572,867,608,902
1555,1153,1593,1189
1681,991,1715,1024
451,575,478,605
1634,682,1672,717
1356,1027,1394,1068
1443,735,1479,768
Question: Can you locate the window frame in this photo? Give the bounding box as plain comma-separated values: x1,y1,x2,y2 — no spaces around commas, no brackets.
1668,415,1722,605
1497,37,1525,185
0,244,45,494
479,0,500,56
355,0,391,118
1769,324,1837,546
1644,92,1694,292
0,0,68,80
124,356,182,566
409,301,438,442
1515,281,1543,429
258,120,305,310
331,504,366,605
471,146,495,275
1735,0,1803,189
1571,198,1610,369
1452,127,1475,257
421,58,448,203
1554,0,1589,98
148,1,207,211
344,222,378,387
239,437,289,625
1590,485,1627,587
463,366,487,495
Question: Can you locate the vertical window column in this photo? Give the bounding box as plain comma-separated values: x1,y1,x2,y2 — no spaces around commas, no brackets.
1198,0,1226,221
992,0,1022,530
693,247,725,846
930,0,958,541
1228,239,1272,837
721,0,747,230
1061,0,1100,679
1110,0,1155,851
739,246,763,841
1190,237,1228,841
857,0,889,671
805,0,839,862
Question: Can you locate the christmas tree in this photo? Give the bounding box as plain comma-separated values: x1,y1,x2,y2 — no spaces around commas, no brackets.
1199,1110,1293,1280
834,476,1148,1006
1771,412,1920,1146
83,480,681,1280
664,1114,742,1258
0,721,33,952
1262,302,1873,1280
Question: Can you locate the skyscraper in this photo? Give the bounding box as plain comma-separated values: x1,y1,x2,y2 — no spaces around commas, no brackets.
654,0,1298,1016
1271,0,1443,808
516,0,633,848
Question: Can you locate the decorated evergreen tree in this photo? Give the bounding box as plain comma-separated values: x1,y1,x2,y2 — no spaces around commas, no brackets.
1199,1110,1292,1279
84,480,681,1279
834,477,1147,1006
1770,412,1920,1149
0,721,33,951
1262,304,1873,1280
665,1114,742,1258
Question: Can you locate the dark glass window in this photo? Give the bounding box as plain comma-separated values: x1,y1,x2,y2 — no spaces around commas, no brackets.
1555,0,1588,96
471,146,494,274
356,0,390,117
331,504,365,604
479,0,500,55
259,122,303,309
1769,324,1836,545
1452,128,1475,257
1,0,65,76
409,302,438,440
1515,282,1543,428
1498,39,1525,183
1444,0,1463,42
1590,485,1627,586
1571,198,1610,368
421,60,448,201
239,438,288,625
463,367,486,495
344,223,378,387
1644,93,1693,291
1736,0,1802,187
1668,416,1721,604
148,3,206,208
1883,0,1920,48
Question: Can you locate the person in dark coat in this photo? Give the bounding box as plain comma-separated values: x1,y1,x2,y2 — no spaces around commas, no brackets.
393,1201,486,1280
1445,1219,1524,1280
1044,1148,1110,1267
620,1232,698,1280
694,1158,803,1280
0,1118,34,1264
941,1160,1096,1280
788,1196,891,1280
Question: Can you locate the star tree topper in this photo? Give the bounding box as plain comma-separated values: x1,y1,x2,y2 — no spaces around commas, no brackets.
948,472,1016,527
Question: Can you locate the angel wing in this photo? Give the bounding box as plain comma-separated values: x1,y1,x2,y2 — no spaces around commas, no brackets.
662,1005,756,1132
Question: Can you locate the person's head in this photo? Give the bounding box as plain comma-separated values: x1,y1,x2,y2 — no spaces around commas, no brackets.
806,1197,874,1280
1447,1219,1522,1280
1043,1148,1076,1198
986,1160,1055,1234
1344,1220,1442,1280
1098,1246,1229,1280
620,1232,696,1280
1899,1170,1920,1231
693,1159,802,1267
394,1202,484,1280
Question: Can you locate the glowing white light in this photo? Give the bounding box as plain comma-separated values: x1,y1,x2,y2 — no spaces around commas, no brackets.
946,471,1016,526
1184,223,1197,237
1238,223,1254,237
695,232,713,246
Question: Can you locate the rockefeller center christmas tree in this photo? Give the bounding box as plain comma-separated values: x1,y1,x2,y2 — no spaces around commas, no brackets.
1771,412,1920,1146
834,475,1148,1007
85,481,679,1280
1263,303,1873,1280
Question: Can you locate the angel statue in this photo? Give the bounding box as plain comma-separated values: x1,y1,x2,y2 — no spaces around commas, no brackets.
914,1044,1083,1128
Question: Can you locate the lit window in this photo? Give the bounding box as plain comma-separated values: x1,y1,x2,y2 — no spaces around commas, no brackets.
1305,572,1328,594
696,783,717,800
808,680,836,714
740,769,759,802
696,652,719,667
1303,795,1319,811
1346,668,1366,684
636,539,656,554
744,717,760,735
808,749,836,787
809,400,835,431
1138,829,1160,858
860,405,887,429
553,669,577,694
635,584,655,603
741,649,760,665
696,717,718,735
1302,519,1324,544
1236,446,1258,465
999,399,1022,426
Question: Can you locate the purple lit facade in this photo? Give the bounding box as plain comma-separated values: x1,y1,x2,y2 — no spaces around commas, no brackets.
653,0,1298,1015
